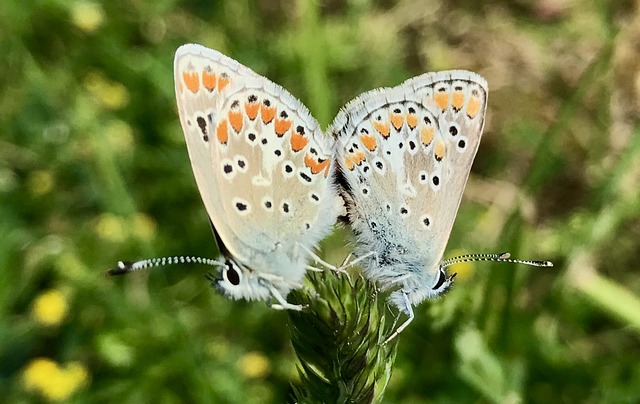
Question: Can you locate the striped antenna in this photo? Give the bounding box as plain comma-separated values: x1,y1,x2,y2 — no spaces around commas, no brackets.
107,256,224,276
441,252,553,269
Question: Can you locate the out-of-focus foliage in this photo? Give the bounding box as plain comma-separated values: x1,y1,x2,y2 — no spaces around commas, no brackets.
2,0,640,402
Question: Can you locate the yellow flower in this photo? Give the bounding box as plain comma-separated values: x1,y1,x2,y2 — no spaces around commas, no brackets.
32,289,68,327
237,351,271,379
23,358,88,401
445,249,476,281
23,358,58,391
71,2,105,33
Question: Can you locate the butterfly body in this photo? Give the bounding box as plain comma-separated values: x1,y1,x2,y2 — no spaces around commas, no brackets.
174,44,339,307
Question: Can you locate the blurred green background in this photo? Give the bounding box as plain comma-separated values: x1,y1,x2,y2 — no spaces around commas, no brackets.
3,0,640,402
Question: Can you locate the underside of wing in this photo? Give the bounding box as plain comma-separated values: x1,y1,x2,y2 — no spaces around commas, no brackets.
331,71,488,272
174,46,338,270
174,44,259,221
203,80,338,257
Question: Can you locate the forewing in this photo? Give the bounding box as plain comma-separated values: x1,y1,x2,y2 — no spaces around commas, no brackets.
402,71,488,261
174,43,258,241
206,80,337,256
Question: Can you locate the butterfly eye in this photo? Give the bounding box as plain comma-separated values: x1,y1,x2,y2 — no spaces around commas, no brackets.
432,268,447,290
223,265,241,286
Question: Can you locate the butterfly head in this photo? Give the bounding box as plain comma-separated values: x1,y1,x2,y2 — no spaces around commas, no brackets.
388,266,457,313
207,259,272,302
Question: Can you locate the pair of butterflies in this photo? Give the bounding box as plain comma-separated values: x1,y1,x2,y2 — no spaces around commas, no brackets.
111,44,551,340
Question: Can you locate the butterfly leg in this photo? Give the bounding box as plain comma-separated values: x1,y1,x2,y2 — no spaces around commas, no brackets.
305,265,323,273
298,242,350,277
268,285,305,311
337,250,378,271
383,291,414,344
303,248,379,280
340,252,353,267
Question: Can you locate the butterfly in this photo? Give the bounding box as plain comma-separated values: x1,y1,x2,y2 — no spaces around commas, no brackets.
330,71,552,340
110,44,342,310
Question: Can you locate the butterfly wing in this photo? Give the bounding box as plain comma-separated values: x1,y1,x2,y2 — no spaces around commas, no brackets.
401,71,488,266
332,71,488,293
174,44,338,287
174,45,258,213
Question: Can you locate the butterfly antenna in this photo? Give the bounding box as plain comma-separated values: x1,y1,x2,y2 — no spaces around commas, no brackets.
441,252,553,269
107,256,224,276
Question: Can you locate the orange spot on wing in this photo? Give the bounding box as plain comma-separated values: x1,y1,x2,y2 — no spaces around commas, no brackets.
245,102,259,120
421,127,434,146
218,73,230,91
344,155,355,171
291,131,309,151
261,105,276,124
467,97,481,118
275,118,292,137
434,140,445,161
406,113,418,129
202,70,217,92
359,133,377,151
343,149,365,171
373,120,390,138
352,151,365,166
305,154,330,175
390,113,404,131
216,119,229,144
228,110,243,133
434,91,449,111
452,90,464,111
183,71,200,94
